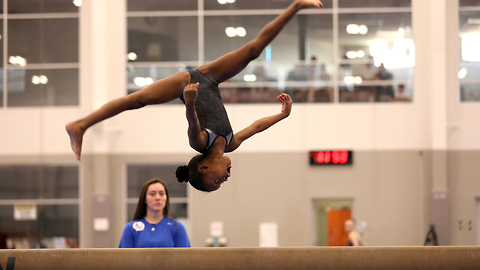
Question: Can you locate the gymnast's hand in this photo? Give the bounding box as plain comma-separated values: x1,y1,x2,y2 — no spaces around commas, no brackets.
183,82,199,107
277,93,292,117
295,0,323,9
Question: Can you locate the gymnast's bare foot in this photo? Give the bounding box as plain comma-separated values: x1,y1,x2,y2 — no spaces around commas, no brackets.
65,122,85,161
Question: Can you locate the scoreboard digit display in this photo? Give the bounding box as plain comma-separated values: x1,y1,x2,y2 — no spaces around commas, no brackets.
309,150,353,165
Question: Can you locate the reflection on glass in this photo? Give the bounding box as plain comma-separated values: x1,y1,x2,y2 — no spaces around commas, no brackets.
0,165,79,199
128,17,198,62
127,164,187,198
8,0,79,13
459,11,480,102
128,63,335,103
338,12,413,102
0,205,79,249
205,15,298,62
127,66,189,100
338,61,413,103
339,0,411,8
8,19,78,64
459,62,480,101
127,0,197,11
460,0,480,7
204,0,333,10
7,68,79,107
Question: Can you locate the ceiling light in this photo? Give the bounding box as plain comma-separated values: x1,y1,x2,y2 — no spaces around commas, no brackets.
217,0,227,4
32,76,40,85
39,75,48,84
346,24,359,34
343,76,354,84
346,51,357,59
235,27,246,37
359,25,368,35
357,50,365,58
225,27,236,37
354,76,363,84
73,0,82,7
127,52,138,61
458,68,467,79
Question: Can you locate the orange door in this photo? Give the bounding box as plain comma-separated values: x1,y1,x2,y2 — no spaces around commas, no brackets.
327,209,351,246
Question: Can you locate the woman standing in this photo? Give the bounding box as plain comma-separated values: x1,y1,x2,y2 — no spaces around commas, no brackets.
119,178,190,248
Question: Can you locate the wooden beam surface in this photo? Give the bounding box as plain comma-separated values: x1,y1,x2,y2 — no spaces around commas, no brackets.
0,246,479,270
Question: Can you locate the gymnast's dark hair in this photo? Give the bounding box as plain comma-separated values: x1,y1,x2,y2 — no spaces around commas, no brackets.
176,154,209,192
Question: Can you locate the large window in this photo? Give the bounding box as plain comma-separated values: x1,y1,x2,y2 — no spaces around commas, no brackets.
459,2,480,102
0,165,79,249
126,0,412,104
1,0,79,107
126,164,188,223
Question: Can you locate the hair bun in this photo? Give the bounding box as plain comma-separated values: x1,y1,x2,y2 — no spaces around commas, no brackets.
176,165,189,183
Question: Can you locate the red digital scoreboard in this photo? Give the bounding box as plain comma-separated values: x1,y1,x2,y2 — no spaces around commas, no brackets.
309,150,353,165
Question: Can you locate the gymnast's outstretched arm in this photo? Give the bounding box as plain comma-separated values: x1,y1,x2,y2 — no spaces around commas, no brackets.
197,0,323,84
226,93,292,152
183,83,208,152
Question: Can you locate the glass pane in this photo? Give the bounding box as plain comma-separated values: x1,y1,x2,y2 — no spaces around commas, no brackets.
0,165,79,199
204,0,333,10
8,0,79,13
127,164,187,198
460,62,480,101
8,19,79,64
459,11,480,102
460,0,480,7
338,61,413,102
0,19,3,108
205,15,300,62
7,68,79,107
220,62,333,103
128,17,198,62
339,0,411,8
338,12,413,102
127,0,197,11
128,203,187,220
127,66,189,101
0,205,79,249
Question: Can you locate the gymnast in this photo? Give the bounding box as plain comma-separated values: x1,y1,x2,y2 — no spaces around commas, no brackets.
66,0,324,192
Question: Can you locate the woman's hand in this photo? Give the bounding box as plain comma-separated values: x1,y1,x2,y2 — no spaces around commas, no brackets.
277,93,292,116
183,83,199,107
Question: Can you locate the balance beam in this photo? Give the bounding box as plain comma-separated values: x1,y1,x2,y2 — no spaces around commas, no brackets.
1,247,479,270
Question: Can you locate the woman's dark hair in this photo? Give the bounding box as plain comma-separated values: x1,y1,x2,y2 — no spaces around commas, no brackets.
176,154,209,192
132,178,171,221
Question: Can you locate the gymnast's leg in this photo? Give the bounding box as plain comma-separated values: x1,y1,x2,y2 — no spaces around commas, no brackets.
66,71,190,161
198,0,323,84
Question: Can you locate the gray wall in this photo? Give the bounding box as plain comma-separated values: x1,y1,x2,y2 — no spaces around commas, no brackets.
70,150,479,247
